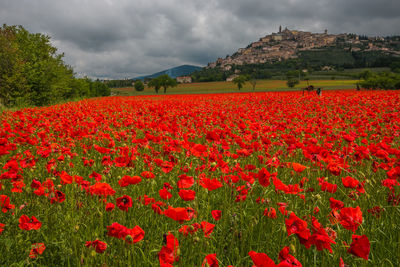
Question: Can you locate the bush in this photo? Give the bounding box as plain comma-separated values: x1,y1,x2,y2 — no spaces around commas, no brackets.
359,71,400,90
134,80,144,91
287,78,300,88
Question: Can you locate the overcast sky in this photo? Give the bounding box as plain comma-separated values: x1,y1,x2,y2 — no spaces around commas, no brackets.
1,0,400,79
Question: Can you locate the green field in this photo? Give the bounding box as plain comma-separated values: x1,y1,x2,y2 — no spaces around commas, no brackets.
112,79,359,96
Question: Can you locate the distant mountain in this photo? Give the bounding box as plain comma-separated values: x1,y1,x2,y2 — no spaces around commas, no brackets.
134,65,203,80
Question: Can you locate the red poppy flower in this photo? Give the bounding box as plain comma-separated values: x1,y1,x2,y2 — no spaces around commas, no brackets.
159,187,173,200
85,240,107,254
292,162,307,173
118,175,141,187
141,171,155,179
107,222,129,239
329,197,344,210
306,217,336,253
278,246,303,266
258,168,275,187
89,182,116,197
116,195,133,212
29,243,46,259
60,171,73,184
339,257,345,267
89,171,102,181
164,206,195,223
0,223,5,234
199,176,223,191
201,221,215,238
178,189,196,201
1,195,15,213
339,206,363,232
106,222,144,244
125,225,145,244
342,176,359,188
347,234,370,260
264,207,277,219
318,178,337,193
211,210,222,221
249,251,276,266
50,190,66,203
177,174,194,188
202,253,219,267
285,212,310,240
19,215,42,230
105,202,115,211
159,232,180,266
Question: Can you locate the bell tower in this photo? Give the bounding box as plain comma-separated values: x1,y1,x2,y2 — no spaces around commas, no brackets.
279,25,282,33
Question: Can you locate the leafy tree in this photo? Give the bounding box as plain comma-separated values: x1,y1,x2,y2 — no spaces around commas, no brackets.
287,78,300,88
0,25,30,106
90,80,110,97
148,78,161,94
359,71,400,90
358,69,372,80
134,80,144,91
232,75,249,90
157,74,177,93
0,24,110,107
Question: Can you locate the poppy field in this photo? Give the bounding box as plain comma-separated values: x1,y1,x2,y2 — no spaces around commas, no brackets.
1,90,400,266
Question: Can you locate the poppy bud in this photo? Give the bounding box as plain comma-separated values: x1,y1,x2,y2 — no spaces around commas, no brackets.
125,235,133,243
314,194,321,200
193,236,200,243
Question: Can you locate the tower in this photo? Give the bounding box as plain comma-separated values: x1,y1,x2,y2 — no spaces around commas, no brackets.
279,25,282,33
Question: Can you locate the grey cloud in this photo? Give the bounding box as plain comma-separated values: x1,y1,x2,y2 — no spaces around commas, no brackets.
1,0,399,79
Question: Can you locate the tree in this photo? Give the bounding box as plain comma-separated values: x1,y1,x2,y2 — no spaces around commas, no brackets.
359,69,372,80
232,75,249,90
0,24,109,107
0,25,29,106
249,75,257,91
359,71,400,90
287,78,299,88
148,77,161,94
134,80,144,91
157,74,177,93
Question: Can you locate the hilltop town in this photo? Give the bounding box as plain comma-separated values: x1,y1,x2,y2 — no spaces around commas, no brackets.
208,26,400,70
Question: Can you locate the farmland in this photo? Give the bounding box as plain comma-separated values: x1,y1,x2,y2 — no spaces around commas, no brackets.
112,79,359,96
1,90,400,266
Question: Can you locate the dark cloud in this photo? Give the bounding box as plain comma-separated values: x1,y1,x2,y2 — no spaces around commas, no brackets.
1,0,399,79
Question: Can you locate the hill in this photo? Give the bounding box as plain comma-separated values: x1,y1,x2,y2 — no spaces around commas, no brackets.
208,27,400,69
134,65,202,80
193,27,400,82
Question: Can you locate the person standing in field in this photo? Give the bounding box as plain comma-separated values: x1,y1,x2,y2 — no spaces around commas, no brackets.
316,87,322,97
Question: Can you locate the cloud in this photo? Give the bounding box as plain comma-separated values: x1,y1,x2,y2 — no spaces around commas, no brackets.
1,0,399,78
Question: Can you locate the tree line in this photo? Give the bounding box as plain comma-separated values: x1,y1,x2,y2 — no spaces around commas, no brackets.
0,24,110,108
358,70,400,90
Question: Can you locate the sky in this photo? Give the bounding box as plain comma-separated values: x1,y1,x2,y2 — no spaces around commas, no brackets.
1,0,400,79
